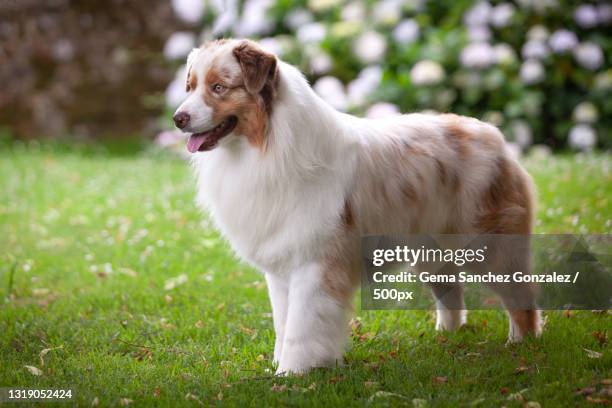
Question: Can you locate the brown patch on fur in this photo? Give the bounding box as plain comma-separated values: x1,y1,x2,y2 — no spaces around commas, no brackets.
341,200,354,228
203,63,271,149
444,122,472,159
322,201,360,304
186,68,197,92
475,157,534,234
508,309,540,337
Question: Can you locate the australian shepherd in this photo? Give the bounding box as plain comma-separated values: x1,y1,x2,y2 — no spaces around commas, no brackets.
173,39,541,375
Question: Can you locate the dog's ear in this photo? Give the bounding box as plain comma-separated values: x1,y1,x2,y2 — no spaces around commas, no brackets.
233,41,277,95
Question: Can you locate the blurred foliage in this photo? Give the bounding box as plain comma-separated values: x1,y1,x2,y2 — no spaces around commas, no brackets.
165,0,611,151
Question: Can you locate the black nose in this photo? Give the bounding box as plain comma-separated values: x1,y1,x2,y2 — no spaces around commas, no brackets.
173,112,190,129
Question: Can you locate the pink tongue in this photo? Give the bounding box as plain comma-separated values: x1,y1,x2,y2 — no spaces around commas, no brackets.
187,134,207,153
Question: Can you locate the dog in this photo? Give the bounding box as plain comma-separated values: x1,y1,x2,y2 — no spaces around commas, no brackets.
173,39,541,375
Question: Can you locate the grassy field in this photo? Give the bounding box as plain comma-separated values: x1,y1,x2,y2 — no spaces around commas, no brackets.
1,143,610,407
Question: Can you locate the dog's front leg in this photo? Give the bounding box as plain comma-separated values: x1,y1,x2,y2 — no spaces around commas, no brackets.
265,273,289,366
276,263,349,375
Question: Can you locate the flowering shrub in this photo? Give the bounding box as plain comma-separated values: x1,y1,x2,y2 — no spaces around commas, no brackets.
163,0,611,151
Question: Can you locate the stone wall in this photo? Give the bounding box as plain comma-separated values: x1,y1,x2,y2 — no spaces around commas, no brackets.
0,0,184,139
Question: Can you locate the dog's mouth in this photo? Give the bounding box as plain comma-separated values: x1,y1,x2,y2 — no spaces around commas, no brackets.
186,116,238,153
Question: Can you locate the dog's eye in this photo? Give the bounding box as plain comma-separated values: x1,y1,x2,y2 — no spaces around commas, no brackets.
212,84,225,94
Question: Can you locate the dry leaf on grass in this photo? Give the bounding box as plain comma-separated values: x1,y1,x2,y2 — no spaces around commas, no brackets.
164,274,187,290
91,397,99,406
584,348,603,359
39,345,63,366
24,365,42,376
432,376,448,385
119,398,133,406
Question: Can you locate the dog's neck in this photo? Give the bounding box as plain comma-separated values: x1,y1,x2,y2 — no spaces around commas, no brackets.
261,62,359,178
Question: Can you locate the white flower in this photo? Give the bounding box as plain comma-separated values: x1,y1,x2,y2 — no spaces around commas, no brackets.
171,0,205,24
509,120,532,148
259,37,283,56
213,11,238,35
341,2,366,21
483,111,504,126
464,2,492,26
548,30,578,53
373,0,403,25
493,43,516,65
572,102,598,123
460,42,495,69
353,31,387,64
284,8,313,30
310,51,333,75
392,19,419,44
313,76,348,111
348,66,383,106
308,0,342,12
366,103,400,119
165,66,188,108
163,32,196,60
574,4,598,28
568,124,597,151
490,3,515,28
235,0,274,37
594,70,612,91
468,25,491,42
521,40,549,60
574,42,604,71
520,59,545,84
527,25,549,41
297,22,326,44
410,60,445,86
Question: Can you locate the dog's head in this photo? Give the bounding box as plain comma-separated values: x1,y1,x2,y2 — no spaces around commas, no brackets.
173,39,279,152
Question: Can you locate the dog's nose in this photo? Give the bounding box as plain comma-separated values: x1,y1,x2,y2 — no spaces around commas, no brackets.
173,112,190,129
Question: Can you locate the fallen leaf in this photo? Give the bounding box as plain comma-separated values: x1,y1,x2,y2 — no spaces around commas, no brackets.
194,320,204,328
270,383,287,392
119,398,133,406
364,381,379,389
525,402,541,408
329,375,343,385
593,331,608,346
91,397,99,406
32,288,50,297
39,345,63,366
584,348,603,359
412,398,428,407
185,393,203,405
586,396,610,404
514,366,529,374
575,387,596,396
24,365,42,376
432,376,448,384
119,268,138,277
164,274,187,290
367,391,410,402
164,295,173,304
153,387,160,398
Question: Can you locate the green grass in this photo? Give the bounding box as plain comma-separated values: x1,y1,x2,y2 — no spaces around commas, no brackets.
1,143,610,407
